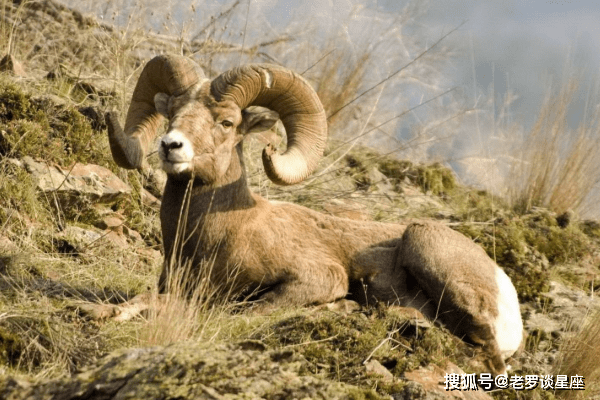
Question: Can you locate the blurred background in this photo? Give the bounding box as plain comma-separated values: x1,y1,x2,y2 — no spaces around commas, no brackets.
55,0,600,218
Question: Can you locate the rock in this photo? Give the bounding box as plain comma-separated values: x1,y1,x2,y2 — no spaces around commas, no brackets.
0,342,382,400
368,166,396,198
123,225,143,243
141,188,161,209
524,281,600,334
365,359,395,382
94,215,124,233
520,281,600,374
20,157,131,208
401,362,492,400
401,184,446,212
0,54,26,77
55,223,134,254
62,225,103,244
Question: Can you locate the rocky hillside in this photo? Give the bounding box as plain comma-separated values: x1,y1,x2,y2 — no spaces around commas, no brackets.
0,1,599,399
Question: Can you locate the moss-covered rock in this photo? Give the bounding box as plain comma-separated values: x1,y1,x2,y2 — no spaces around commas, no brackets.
0,77,113,170
340,145,456,197
454,208,600,302
0,342,387,400
251,307,474,398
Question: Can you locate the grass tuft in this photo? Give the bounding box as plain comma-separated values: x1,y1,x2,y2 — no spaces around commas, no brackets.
508,77,600,216
554,309,600,399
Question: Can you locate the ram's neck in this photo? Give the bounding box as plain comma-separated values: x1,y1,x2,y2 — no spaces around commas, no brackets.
162,143,255,216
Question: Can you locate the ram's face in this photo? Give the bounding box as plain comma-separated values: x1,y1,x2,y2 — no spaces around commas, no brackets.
106,56,327,186
155,88,244,182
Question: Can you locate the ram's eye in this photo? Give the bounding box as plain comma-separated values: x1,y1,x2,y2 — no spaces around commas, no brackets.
221,120,234,128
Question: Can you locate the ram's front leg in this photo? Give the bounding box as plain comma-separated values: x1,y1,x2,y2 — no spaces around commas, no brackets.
254,263,349,313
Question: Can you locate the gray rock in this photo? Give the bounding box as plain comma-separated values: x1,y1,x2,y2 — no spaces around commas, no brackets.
401,362,492,400
365,359,395,382
20,157,131,208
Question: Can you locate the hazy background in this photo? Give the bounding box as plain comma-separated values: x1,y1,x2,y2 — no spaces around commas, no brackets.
64,0,600,214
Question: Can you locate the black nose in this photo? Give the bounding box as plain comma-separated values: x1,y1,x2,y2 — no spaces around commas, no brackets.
161,140,183,153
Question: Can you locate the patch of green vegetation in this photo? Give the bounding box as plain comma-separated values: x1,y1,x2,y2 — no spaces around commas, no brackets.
0,76,113,170
119,170,162,246
581,220,600,239
490,387,557,400
414,163,456,196
252,307,470,398
451,188,510,222
340,144,457,197
454,208,599,302
0,162,50,226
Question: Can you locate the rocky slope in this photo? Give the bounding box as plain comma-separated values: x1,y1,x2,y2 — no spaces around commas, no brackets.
0,1,599,399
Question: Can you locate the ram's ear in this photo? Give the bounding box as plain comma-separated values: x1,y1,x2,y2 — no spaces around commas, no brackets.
154,93,170,118
239,106,279,135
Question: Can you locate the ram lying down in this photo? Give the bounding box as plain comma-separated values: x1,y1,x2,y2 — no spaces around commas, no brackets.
92,55,523,375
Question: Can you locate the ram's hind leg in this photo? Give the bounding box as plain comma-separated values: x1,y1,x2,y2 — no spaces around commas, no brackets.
348,246,434,315
398,221,521,375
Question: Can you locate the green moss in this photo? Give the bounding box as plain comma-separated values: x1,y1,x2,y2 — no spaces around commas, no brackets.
252,308,470,398
581,220,600,238
0,163,49,224
452,189,509,222
414,163,456,196
0,80,32,121
0,77,113,169
490,387,557,400
454,208,599,302
531,224,590,264
341,144,456,197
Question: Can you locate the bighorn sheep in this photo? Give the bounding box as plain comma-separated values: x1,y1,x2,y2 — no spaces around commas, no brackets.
104,55,522,374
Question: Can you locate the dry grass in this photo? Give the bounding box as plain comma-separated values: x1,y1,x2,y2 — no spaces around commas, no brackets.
134,262,226,347
508,77,600,216
553,308,600,399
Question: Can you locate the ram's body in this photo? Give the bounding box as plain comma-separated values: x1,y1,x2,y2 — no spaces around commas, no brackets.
105,55,523,374
159,174,404,304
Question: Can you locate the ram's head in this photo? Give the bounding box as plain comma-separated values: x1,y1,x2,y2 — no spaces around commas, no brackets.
106,55,328,185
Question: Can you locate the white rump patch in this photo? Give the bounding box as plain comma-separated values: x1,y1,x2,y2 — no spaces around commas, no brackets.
493,267,523,359
262,69,273,88
159,129,194,174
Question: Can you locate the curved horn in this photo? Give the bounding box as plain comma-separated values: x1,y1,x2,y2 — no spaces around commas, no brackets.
211,64,327,185
106,55,203,169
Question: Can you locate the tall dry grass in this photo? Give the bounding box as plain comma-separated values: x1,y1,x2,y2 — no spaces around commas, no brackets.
554,308,600,399
508,77,600,216
135,260,231,347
